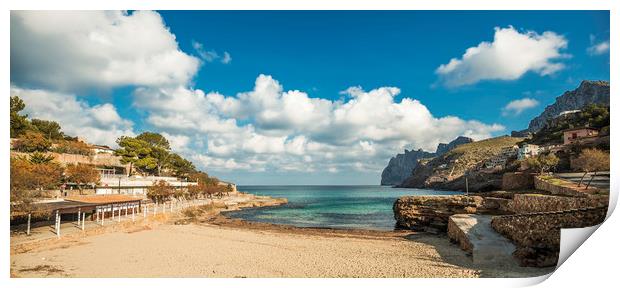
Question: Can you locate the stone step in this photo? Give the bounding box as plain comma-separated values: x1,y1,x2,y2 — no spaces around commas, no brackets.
448,214,517,266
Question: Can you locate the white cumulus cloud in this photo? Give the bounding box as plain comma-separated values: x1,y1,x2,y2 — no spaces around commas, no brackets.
10,10,507,181
587,40,609,56
11,10,200,91
436,26,569,87
502,98,540,116
192,40,232,64
133,74,505,173
11,86,135,147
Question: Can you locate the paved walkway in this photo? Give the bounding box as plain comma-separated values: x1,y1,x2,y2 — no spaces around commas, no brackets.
449,214,517,266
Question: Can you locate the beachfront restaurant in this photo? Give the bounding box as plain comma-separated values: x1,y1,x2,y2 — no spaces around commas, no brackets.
26,195,145,238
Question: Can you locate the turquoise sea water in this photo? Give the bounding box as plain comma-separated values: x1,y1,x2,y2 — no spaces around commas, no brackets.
224,185,462,231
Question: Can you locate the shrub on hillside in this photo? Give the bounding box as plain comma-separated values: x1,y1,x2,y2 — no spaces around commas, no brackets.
13,131,52,152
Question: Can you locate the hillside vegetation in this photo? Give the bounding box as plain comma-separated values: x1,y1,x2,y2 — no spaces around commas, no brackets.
528,104,609,145
399,136,524,191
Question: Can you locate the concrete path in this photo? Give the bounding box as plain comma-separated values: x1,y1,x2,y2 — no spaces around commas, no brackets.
448,214,517,266
555,171,610,190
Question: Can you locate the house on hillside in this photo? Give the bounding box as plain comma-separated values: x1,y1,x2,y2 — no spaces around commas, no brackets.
518,144,540,160
563,127,599,145
91,144,115,155
484,145,518,169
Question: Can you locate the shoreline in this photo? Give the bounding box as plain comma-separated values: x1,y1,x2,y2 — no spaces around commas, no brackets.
10,192,554,278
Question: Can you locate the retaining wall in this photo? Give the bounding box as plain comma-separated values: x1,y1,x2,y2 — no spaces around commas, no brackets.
512,194,609,214
491,207,607,267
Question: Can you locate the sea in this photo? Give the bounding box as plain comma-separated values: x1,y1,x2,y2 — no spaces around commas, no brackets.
223,185,462,231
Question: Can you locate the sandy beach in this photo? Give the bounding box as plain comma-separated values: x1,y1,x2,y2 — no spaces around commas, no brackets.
10,211,553,278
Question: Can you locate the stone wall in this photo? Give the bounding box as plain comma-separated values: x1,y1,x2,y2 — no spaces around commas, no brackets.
502,172,534,190
512,194,609,214
491,207,607,267
393,195,485,232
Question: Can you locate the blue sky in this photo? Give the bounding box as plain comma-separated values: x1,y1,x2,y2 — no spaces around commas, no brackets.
159,10,609,131
11,11,609,184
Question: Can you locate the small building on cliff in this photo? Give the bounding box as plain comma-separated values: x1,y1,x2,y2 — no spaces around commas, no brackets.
563,127,599,145
517,144,540,160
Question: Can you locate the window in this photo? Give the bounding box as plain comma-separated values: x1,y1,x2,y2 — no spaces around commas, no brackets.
572,133,577,139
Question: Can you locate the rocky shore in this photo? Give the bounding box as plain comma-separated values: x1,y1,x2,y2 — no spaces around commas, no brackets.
393,173,609,267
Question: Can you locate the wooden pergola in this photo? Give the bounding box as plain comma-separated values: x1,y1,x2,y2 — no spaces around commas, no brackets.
29,195,145,238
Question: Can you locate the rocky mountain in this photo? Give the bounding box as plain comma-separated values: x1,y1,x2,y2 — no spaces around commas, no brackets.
526,80,609,133
435,136,474,155
398,136,523,192
380,136,473,186
381,149,435,186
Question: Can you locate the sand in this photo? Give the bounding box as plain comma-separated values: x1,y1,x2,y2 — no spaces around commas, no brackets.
10,221,552,278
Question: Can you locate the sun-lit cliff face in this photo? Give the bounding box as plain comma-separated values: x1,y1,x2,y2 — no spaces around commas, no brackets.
381,136,473,186
526,80,609,133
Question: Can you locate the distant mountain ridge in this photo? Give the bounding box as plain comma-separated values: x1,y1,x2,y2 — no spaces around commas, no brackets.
526,80,609,132
380,136,473,186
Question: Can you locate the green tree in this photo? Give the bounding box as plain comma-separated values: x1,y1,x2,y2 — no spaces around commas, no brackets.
136,132,171,150
29,151,55,164
10,96,31,138
136,132,171,176
523,153,560,174
572,149,610,188
13,131,52,152
115,136,153,176
31,119,64,140
167,153,196,177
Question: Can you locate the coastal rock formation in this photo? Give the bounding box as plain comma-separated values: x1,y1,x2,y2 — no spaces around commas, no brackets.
393,195,485,232
380,149,435,186
435,136,473,155
398,136,522,192
380,136,473,186
526,80,610,133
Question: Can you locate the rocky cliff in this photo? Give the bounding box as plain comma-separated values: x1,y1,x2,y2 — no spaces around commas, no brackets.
398,136,524,192
380,149,435,186
380,136,473,186
435,136,474,155
526,80,609,132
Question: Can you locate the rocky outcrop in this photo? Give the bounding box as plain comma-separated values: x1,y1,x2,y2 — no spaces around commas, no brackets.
381,136,473,186
393,195,485,232
527,80,610,132
398,136,522,192
381,149,434,186
435,136,473,155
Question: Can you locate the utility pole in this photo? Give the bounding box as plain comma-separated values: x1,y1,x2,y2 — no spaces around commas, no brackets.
465,176,469,195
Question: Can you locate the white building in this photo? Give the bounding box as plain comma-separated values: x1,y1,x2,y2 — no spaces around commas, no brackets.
517,144,540,160
91,145,115,155
485,145,519,169
96,175,197,195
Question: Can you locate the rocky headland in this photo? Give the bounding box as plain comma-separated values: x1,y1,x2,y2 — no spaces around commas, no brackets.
398,136,523,192
381,136,473,186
